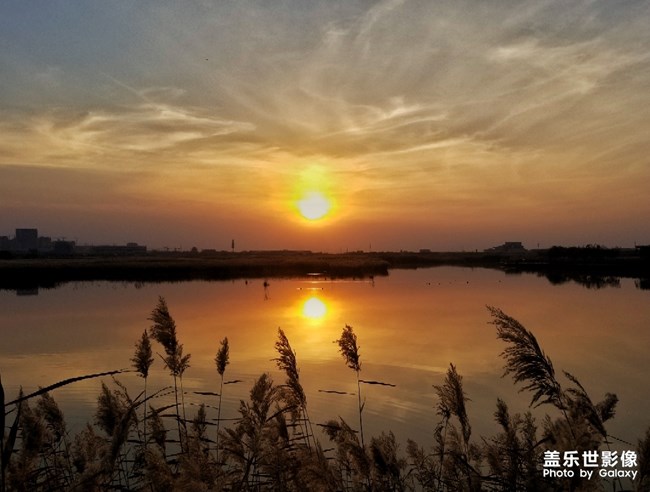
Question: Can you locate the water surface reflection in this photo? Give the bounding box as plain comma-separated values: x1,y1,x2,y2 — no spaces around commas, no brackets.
1,267,648,448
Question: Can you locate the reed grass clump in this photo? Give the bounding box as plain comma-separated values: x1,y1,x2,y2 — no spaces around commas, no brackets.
487,305,629,491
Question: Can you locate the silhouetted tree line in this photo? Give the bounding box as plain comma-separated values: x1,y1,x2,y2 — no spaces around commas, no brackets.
547,245,620,262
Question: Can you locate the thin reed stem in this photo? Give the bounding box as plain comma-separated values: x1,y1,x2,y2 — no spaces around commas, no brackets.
216,374,224,464
356,373,365,449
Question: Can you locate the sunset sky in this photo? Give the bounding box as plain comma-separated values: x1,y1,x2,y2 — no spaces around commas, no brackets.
1,0,649,252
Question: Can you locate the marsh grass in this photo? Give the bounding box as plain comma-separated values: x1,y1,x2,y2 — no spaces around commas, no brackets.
273,328,315,452
148,296,191,452
214,336,229,464
131,330,154,450
335,325,365,449
1,303,648,491
432,363,481,491
488,306,563,410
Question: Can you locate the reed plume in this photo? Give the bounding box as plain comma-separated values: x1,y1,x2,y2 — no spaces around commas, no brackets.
432,363,476,490
273,328,306,412
433,363,471,448
336,325,361,373
131,330,154,449
215,337,229,379
563,371,617,439
93,381,137,487
488,306,563,409
214,336,229,463
148,296,191,379
335,325,365,448
219,373,279,489
563,371,621,489
95,382,126,438
132,330,154,380
273,328,315,450
488,306,584,447
148,296,191,451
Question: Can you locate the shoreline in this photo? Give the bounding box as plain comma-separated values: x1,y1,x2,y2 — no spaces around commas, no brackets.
1,250,648,290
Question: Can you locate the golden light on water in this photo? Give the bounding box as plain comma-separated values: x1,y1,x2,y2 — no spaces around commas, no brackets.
302,296,327,319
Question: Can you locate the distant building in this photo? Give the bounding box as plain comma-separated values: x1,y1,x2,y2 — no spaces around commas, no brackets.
86,243,147,256
485,241,527,253
15,228,38,252
38,236,53,252
1,229,148,256
0,236,10,251
53,240,76,255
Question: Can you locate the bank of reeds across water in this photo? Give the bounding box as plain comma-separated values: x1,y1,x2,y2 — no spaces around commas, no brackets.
2,301,649,491
2,249,649,292
0,252,393,290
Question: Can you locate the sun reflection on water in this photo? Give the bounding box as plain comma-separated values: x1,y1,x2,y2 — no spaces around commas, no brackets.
302,296,327,320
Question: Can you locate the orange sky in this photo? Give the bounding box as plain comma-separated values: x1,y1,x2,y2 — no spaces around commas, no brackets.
1,1,649,251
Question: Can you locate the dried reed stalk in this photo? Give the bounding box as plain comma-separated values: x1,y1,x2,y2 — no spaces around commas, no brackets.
214,336,229,463
335,325,365,448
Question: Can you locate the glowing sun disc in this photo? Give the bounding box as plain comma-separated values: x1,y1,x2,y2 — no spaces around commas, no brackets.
297,192,331,220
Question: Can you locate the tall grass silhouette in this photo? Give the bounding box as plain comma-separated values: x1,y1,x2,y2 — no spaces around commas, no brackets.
488,306,563,410
335,324,365,449
131,330,153,451
148,296,191,452
273,328,313,450
432,363,480,490
214,336,229,464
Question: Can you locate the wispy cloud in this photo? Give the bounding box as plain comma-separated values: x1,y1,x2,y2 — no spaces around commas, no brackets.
0,100,255,167
1,0,649,248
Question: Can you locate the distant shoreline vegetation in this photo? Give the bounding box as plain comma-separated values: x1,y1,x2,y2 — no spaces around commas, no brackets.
0,247,649,291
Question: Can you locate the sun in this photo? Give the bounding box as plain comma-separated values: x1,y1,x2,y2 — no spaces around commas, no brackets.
296,191,331,221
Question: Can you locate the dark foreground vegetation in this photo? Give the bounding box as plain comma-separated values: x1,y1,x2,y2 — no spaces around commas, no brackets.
1,246,649,291
2,301,649,491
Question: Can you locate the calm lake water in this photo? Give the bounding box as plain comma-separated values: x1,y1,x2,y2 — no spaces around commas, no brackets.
1,267,649,450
